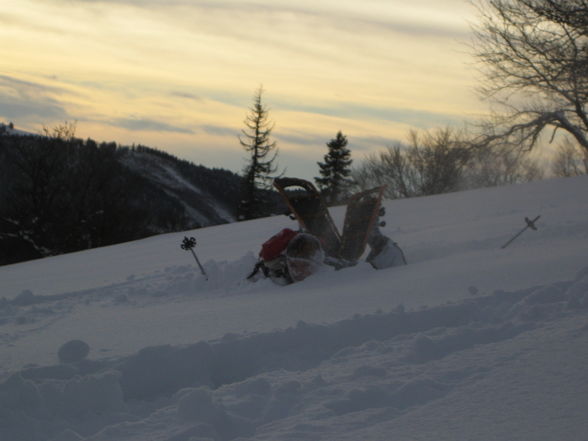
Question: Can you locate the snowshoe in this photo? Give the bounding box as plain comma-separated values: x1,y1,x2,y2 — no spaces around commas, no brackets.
273,177,406,273
339,186,386,262
273,178,342,258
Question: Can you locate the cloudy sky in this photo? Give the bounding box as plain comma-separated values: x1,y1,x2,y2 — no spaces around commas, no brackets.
1,0,484,179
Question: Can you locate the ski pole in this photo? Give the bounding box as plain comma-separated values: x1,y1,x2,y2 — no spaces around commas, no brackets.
501,215,541,249
180,236,208,280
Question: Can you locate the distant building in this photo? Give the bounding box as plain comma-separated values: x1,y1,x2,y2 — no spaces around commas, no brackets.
0,122,15,134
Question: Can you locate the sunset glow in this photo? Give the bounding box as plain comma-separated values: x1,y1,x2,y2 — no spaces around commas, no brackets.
1,0,483,179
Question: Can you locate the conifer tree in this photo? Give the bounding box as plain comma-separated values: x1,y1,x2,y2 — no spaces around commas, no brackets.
315,131,353,205
238,86,279,220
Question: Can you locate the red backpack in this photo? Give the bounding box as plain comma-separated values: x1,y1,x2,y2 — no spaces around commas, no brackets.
259,228,298,261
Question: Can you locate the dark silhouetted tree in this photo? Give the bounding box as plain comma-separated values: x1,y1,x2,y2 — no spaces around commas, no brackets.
551,138,588,177
315,131,353,205
352,127,543,198
472,0,588,154
238,86,280,220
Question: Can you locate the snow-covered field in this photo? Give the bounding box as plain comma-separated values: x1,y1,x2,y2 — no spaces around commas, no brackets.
1,176,587,441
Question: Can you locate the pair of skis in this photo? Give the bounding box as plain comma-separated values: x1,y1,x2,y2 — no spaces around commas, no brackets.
273,178,385,266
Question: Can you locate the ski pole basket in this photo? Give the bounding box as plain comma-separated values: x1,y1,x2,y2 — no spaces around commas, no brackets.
181,236,208,280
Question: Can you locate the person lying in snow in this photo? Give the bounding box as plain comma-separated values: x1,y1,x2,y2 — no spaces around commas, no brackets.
247,228,325,285
247,226,406,285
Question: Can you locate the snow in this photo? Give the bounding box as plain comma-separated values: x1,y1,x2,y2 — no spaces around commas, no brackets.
156,163,235,223
120,152,236,226
58,340,91,364
0,175,587,441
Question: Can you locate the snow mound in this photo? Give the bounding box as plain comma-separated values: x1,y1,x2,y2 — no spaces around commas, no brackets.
1,175,587,441
1,269,587,441
58,340,91,364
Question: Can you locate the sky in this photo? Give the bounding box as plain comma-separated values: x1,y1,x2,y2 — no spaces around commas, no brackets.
1,0,484,180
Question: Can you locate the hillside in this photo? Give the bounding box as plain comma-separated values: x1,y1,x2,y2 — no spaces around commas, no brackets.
121,146,240,227
0,175,587,441
0,132,283,265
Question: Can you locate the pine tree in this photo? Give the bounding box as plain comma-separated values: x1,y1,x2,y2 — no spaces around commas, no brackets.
315,131,353,205
238,86,279,220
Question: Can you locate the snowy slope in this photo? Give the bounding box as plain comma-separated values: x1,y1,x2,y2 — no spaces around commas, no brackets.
0,176,587,441
120,151,236,226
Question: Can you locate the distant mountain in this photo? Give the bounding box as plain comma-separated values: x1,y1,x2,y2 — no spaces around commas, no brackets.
122,146,240,227
0,131,284,265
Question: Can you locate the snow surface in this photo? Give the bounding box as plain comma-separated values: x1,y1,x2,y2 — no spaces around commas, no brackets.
0,175,587,441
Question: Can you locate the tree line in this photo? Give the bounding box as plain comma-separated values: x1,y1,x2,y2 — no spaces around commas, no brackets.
0,128,269,265
238,0,587,215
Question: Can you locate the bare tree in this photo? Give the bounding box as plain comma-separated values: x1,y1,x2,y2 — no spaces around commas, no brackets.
42,120,78,142
463,144,544,187
352,128,471,198
405,129,471,195
352,126,545,197
551,138,588,176
353,146,412,199
472,0,588,153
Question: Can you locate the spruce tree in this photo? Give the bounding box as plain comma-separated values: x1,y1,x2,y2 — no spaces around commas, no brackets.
238,86,279,220
316,131,353,205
